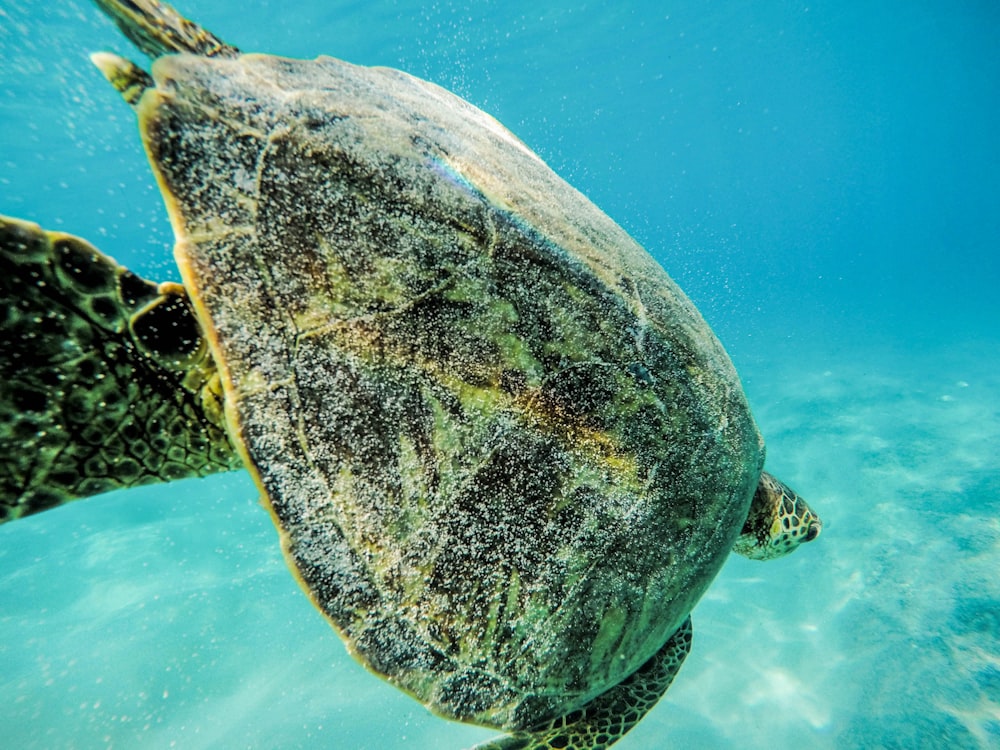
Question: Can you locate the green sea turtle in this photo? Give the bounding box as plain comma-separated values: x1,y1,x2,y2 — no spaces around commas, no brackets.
0,1,822,748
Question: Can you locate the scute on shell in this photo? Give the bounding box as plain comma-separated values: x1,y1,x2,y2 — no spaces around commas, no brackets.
137,51,763,729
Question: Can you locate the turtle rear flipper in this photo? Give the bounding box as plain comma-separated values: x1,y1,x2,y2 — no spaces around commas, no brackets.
0,216,240,523
92,0,239,59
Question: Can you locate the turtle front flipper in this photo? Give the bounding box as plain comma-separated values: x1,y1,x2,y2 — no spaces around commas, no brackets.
470,618,693,750
0,216,241,523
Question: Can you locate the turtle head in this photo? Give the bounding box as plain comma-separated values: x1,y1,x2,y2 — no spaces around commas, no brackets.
732,471,822,561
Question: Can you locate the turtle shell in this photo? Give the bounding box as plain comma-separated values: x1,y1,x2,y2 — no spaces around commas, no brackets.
135,52,764,730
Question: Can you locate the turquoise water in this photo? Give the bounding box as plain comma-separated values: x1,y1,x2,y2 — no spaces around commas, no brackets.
2,1,998,748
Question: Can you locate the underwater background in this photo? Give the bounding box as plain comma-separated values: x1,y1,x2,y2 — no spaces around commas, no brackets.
1,1,998,748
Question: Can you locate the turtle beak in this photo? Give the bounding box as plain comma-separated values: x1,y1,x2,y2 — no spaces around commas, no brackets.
804,517,822,543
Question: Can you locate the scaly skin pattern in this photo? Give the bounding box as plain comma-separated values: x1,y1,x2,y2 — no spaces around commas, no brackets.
92,0,238,59
471,618,693,750
0,216,240,522
733,471,823,561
